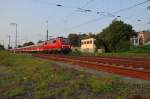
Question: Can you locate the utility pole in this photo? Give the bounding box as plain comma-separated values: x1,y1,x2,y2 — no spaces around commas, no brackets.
15,24,17,48
78,32,82,47
46,20,48,41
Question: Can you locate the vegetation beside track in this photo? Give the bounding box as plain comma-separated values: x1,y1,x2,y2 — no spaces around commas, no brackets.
0,51,150,98
69,45,150,58
101,44,150,57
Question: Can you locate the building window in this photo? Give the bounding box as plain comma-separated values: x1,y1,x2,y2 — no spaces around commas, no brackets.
84,41,86,44
81,42,84,45
90,40,92,44
87,41,89,44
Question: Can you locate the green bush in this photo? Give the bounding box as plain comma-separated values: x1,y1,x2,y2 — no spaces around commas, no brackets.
129,44,150,53
69,49,82,56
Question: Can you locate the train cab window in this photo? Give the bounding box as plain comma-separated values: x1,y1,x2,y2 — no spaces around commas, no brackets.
62,38,70,44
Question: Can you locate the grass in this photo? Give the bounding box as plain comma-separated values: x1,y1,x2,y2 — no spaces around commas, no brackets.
97,52,150,58
0,51,149,98
97,45,150,58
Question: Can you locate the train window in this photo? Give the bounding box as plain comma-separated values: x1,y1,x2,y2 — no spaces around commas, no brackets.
45,42,48,45
53,40,56,43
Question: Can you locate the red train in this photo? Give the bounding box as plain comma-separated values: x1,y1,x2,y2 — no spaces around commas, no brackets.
10,37,71,54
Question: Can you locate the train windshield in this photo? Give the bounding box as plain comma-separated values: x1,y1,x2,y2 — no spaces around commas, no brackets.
62,38,70,44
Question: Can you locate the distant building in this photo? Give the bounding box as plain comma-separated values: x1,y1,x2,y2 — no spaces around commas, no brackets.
81,38,96,53
131,31,150,45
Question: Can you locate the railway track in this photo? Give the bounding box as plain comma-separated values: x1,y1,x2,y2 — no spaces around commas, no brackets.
50,55,150,70
33,54,150,80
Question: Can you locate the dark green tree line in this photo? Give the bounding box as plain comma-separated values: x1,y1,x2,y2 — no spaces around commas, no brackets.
96,20,136,52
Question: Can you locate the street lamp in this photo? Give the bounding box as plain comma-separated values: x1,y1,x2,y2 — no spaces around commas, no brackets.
10,23,17,48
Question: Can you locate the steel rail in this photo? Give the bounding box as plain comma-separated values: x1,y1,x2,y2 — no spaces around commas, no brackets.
33,54,150,80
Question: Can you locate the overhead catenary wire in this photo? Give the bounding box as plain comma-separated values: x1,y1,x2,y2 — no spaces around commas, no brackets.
34,0,114,18
33,0,150,34
62,0,95,32
66,0,150,31
33,0,150,21
60,0,95,35
34,0,96,35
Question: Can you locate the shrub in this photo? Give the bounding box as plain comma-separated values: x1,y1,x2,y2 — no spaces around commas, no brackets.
129,44,150,53
69,49,82,56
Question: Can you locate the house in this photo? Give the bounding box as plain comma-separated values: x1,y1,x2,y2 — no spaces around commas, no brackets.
80,38,96,53
131,31,150,45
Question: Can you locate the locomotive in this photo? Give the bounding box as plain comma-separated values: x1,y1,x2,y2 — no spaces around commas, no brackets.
10,37,71,54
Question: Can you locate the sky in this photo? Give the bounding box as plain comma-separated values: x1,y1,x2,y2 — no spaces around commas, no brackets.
0,0,150,48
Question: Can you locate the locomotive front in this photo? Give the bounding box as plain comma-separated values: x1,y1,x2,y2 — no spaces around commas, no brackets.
60,37,71,54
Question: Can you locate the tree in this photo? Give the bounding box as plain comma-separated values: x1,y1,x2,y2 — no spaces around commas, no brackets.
87,32,96,38
68,33,80,47
23,42,34,47
96,20,135,52
0,44,5,51
78,33,88,40
18,45,22,48
37,40,43,44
